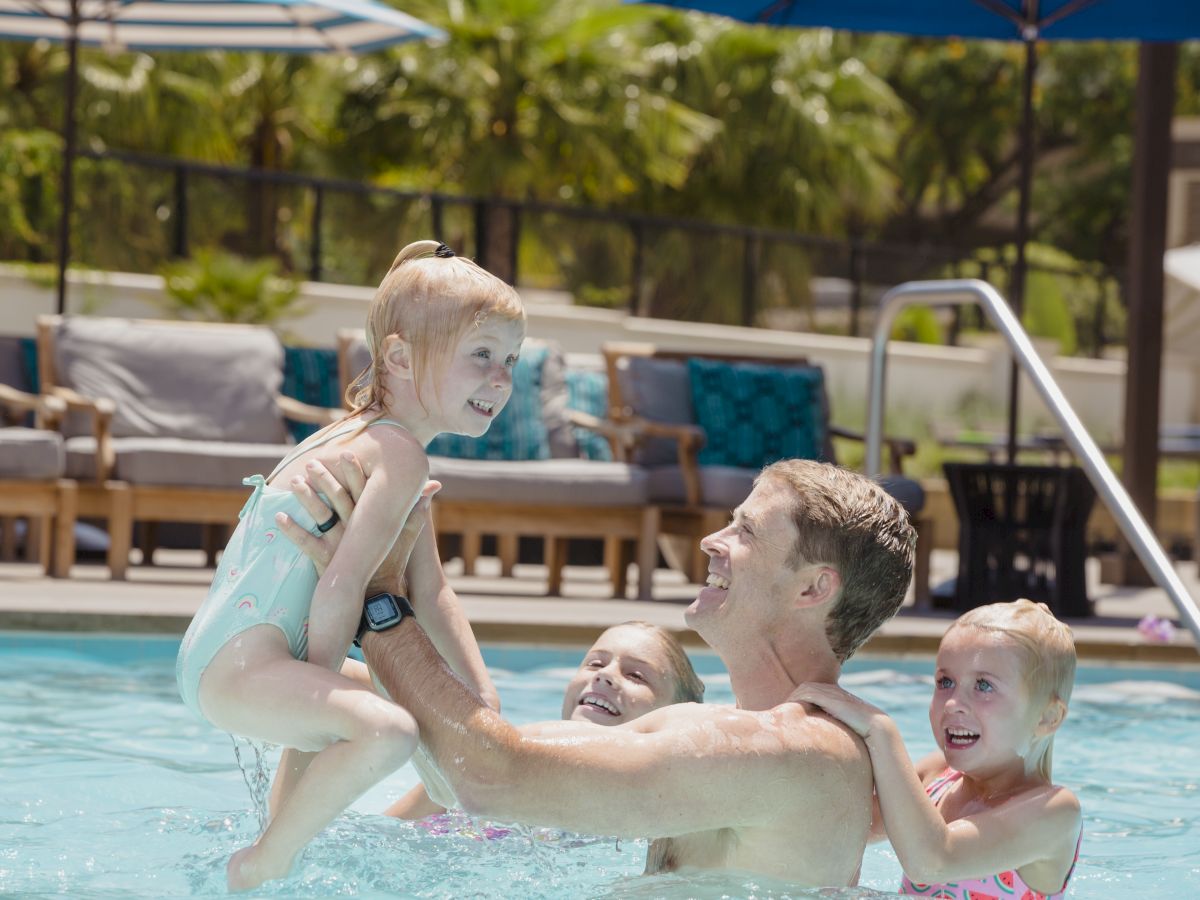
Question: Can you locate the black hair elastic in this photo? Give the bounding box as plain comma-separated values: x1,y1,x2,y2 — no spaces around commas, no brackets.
434,243,456,258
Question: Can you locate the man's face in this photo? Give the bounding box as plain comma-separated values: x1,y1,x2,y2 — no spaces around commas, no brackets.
688,479,800,643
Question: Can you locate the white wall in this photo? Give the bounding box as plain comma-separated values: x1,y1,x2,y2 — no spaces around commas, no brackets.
4,265,1196,438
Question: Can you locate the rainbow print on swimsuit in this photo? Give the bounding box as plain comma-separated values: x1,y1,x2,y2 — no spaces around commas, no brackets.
1,635,1197,898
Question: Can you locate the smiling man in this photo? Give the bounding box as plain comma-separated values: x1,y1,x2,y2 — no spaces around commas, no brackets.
283,459,914,887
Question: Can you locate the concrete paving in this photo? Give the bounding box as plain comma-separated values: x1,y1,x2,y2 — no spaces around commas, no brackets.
1,548,1197,664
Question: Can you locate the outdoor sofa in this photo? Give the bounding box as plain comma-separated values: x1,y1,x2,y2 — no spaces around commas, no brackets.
36,315,343,579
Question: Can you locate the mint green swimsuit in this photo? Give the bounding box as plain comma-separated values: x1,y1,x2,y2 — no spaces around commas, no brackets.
175,418,405,721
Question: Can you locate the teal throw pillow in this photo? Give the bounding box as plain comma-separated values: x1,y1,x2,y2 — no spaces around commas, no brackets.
565,368,613,462
282,345,340,442
687,358,826,469
428,345,550,460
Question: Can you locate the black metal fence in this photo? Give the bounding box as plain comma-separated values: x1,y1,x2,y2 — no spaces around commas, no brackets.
55,147,1120,350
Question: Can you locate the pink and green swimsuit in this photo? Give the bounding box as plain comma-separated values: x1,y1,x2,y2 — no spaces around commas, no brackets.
899,768,1081,900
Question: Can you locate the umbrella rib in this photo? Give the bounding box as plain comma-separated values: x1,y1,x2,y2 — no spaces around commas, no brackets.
973,0,1029,37
1040,0,1103,31
19,0,65,23
276,2,352,54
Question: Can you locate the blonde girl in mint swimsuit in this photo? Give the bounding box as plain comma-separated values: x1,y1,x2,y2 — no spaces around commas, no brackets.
176,240,525,891
793,600,1083,898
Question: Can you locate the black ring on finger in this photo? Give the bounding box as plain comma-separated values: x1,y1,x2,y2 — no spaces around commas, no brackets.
317,511,340,533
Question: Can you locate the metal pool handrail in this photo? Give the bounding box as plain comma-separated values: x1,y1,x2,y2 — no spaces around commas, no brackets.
865,278,1200,647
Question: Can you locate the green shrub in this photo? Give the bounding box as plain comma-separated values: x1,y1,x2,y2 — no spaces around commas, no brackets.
158,250,303,326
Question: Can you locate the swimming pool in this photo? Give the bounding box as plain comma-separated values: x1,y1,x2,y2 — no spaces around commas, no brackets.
1,633,1198,898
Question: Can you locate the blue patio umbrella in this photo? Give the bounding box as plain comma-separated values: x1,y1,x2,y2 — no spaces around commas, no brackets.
646,1,1200,477
0,0,445,313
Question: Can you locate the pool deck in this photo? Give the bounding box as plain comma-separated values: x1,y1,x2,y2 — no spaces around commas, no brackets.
1,549,1197,665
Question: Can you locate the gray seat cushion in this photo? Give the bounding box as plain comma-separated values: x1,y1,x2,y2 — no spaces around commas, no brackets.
66,436,288,488
646,464,926,518
614,356,694,466
429,456,649,506
54,317,287,443
646,464,756,509
0,427,64,479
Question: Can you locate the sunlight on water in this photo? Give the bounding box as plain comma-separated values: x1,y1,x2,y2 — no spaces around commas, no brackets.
0,635,1198,898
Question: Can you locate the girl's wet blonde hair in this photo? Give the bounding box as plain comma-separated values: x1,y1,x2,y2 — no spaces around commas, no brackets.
346,240,525,416
946,599,1076,779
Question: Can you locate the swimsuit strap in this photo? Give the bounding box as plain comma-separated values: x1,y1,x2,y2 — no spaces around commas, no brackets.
265,416,413,483
925,768,963,805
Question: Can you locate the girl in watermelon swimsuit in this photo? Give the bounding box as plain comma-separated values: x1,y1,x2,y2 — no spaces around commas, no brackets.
792,600,1082,899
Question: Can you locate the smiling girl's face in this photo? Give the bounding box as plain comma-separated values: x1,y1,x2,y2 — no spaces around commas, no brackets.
929,626,1047,773
561,625,681,725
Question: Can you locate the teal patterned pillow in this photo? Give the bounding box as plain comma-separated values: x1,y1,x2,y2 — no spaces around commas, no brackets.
565,368,613,462
687,358,826,469
282,345,340,442
428,345,550,460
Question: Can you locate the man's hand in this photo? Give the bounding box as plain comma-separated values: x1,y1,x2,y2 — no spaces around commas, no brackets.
275,450,441,587
787,683,890,741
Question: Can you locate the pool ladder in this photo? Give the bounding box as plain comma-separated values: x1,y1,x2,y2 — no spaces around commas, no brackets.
865,279,1200,648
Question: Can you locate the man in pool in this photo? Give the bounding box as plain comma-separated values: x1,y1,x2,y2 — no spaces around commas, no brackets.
280,458,914,888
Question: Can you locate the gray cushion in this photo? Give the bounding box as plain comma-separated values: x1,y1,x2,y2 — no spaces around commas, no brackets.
646,464,756,508
876,475,926,517
66,435,287,488
429,456,648,506
0,427,64,479
615,356,694,466
54,317,287,444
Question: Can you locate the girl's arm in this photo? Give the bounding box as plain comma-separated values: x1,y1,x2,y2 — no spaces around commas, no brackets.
403,513,500,712
278,451,499,710
305,436,428,670
791,683,1081,887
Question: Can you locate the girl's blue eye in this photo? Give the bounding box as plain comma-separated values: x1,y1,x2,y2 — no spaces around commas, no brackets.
936,676,953,689
475,349,491,360
975,679,993,692
505,355,519,368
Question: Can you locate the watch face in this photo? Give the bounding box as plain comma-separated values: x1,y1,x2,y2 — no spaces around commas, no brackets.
366,594,396,625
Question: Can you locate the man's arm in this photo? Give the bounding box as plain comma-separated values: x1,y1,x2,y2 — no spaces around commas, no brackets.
362,622,854,838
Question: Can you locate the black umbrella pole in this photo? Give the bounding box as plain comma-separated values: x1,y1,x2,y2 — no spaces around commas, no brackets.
1006,37,1038,465
55,11,80,316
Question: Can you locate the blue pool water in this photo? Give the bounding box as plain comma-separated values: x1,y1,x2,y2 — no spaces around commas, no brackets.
1,633,1198,898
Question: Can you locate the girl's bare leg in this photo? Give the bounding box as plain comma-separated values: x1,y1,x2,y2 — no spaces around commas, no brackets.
199,627,417,891
270,659,377,818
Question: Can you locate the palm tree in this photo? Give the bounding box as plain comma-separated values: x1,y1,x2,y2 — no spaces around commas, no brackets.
333,0,719,281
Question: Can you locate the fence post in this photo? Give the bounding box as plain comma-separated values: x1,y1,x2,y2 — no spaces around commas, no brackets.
509,203,521,286
630,221,645,315
473,200,488,269
431,196,444,242
741,235,759,327
309,184,324,282
848,237,864,337
172,165,188,259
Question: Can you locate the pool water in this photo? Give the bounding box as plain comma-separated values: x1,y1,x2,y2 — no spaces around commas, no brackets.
1,633,1198,898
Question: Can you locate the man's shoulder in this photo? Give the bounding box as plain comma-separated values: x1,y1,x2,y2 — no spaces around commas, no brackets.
632,700,869,764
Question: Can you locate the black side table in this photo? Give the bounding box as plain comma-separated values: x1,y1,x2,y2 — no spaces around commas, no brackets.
943,462,1096,617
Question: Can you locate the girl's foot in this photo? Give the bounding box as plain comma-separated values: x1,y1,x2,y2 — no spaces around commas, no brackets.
227,843,292,892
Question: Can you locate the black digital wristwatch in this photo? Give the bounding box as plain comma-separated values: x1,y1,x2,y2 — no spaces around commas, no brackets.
354,592,415,647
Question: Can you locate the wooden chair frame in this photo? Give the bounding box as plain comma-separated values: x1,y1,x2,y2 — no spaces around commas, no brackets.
0,383,76,577
601,342,932,603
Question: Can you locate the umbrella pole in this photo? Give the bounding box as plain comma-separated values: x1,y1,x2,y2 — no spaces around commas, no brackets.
55,0,81,316
1006,36,1037,465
